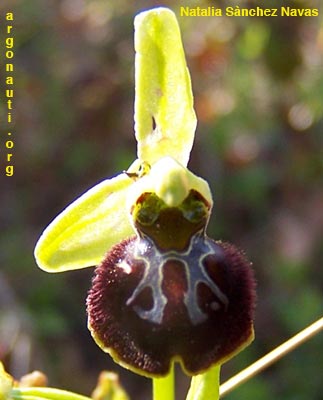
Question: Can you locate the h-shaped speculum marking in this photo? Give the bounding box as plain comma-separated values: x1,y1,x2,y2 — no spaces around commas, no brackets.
126,234,229,325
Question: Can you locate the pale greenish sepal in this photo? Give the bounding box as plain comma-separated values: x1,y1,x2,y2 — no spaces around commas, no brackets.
186,365,220,400
134,7,196,167
34,174,134,273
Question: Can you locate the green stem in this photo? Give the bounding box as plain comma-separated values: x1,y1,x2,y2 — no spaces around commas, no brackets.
186,365,221,400
153,364,175,400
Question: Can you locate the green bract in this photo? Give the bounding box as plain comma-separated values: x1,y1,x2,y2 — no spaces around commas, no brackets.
34,8,201,273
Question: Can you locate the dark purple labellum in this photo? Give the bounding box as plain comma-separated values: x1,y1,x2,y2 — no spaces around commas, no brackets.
87,191,256,377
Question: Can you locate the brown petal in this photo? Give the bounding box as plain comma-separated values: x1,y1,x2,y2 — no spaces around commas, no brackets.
87,235,255,377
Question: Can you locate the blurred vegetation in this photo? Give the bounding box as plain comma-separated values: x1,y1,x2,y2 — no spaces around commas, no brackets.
0,0,322,399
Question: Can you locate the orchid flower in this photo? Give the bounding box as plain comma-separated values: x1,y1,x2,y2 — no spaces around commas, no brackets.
34,8,255,400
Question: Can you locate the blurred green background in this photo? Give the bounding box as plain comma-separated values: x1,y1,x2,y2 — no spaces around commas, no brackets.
0,0,322,399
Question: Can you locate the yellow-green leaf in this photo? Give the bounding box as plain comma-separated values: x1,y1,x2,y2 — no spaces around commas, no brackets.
0,362,13,400
11,387,92,400
134,8,196,167
34,174,134,272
